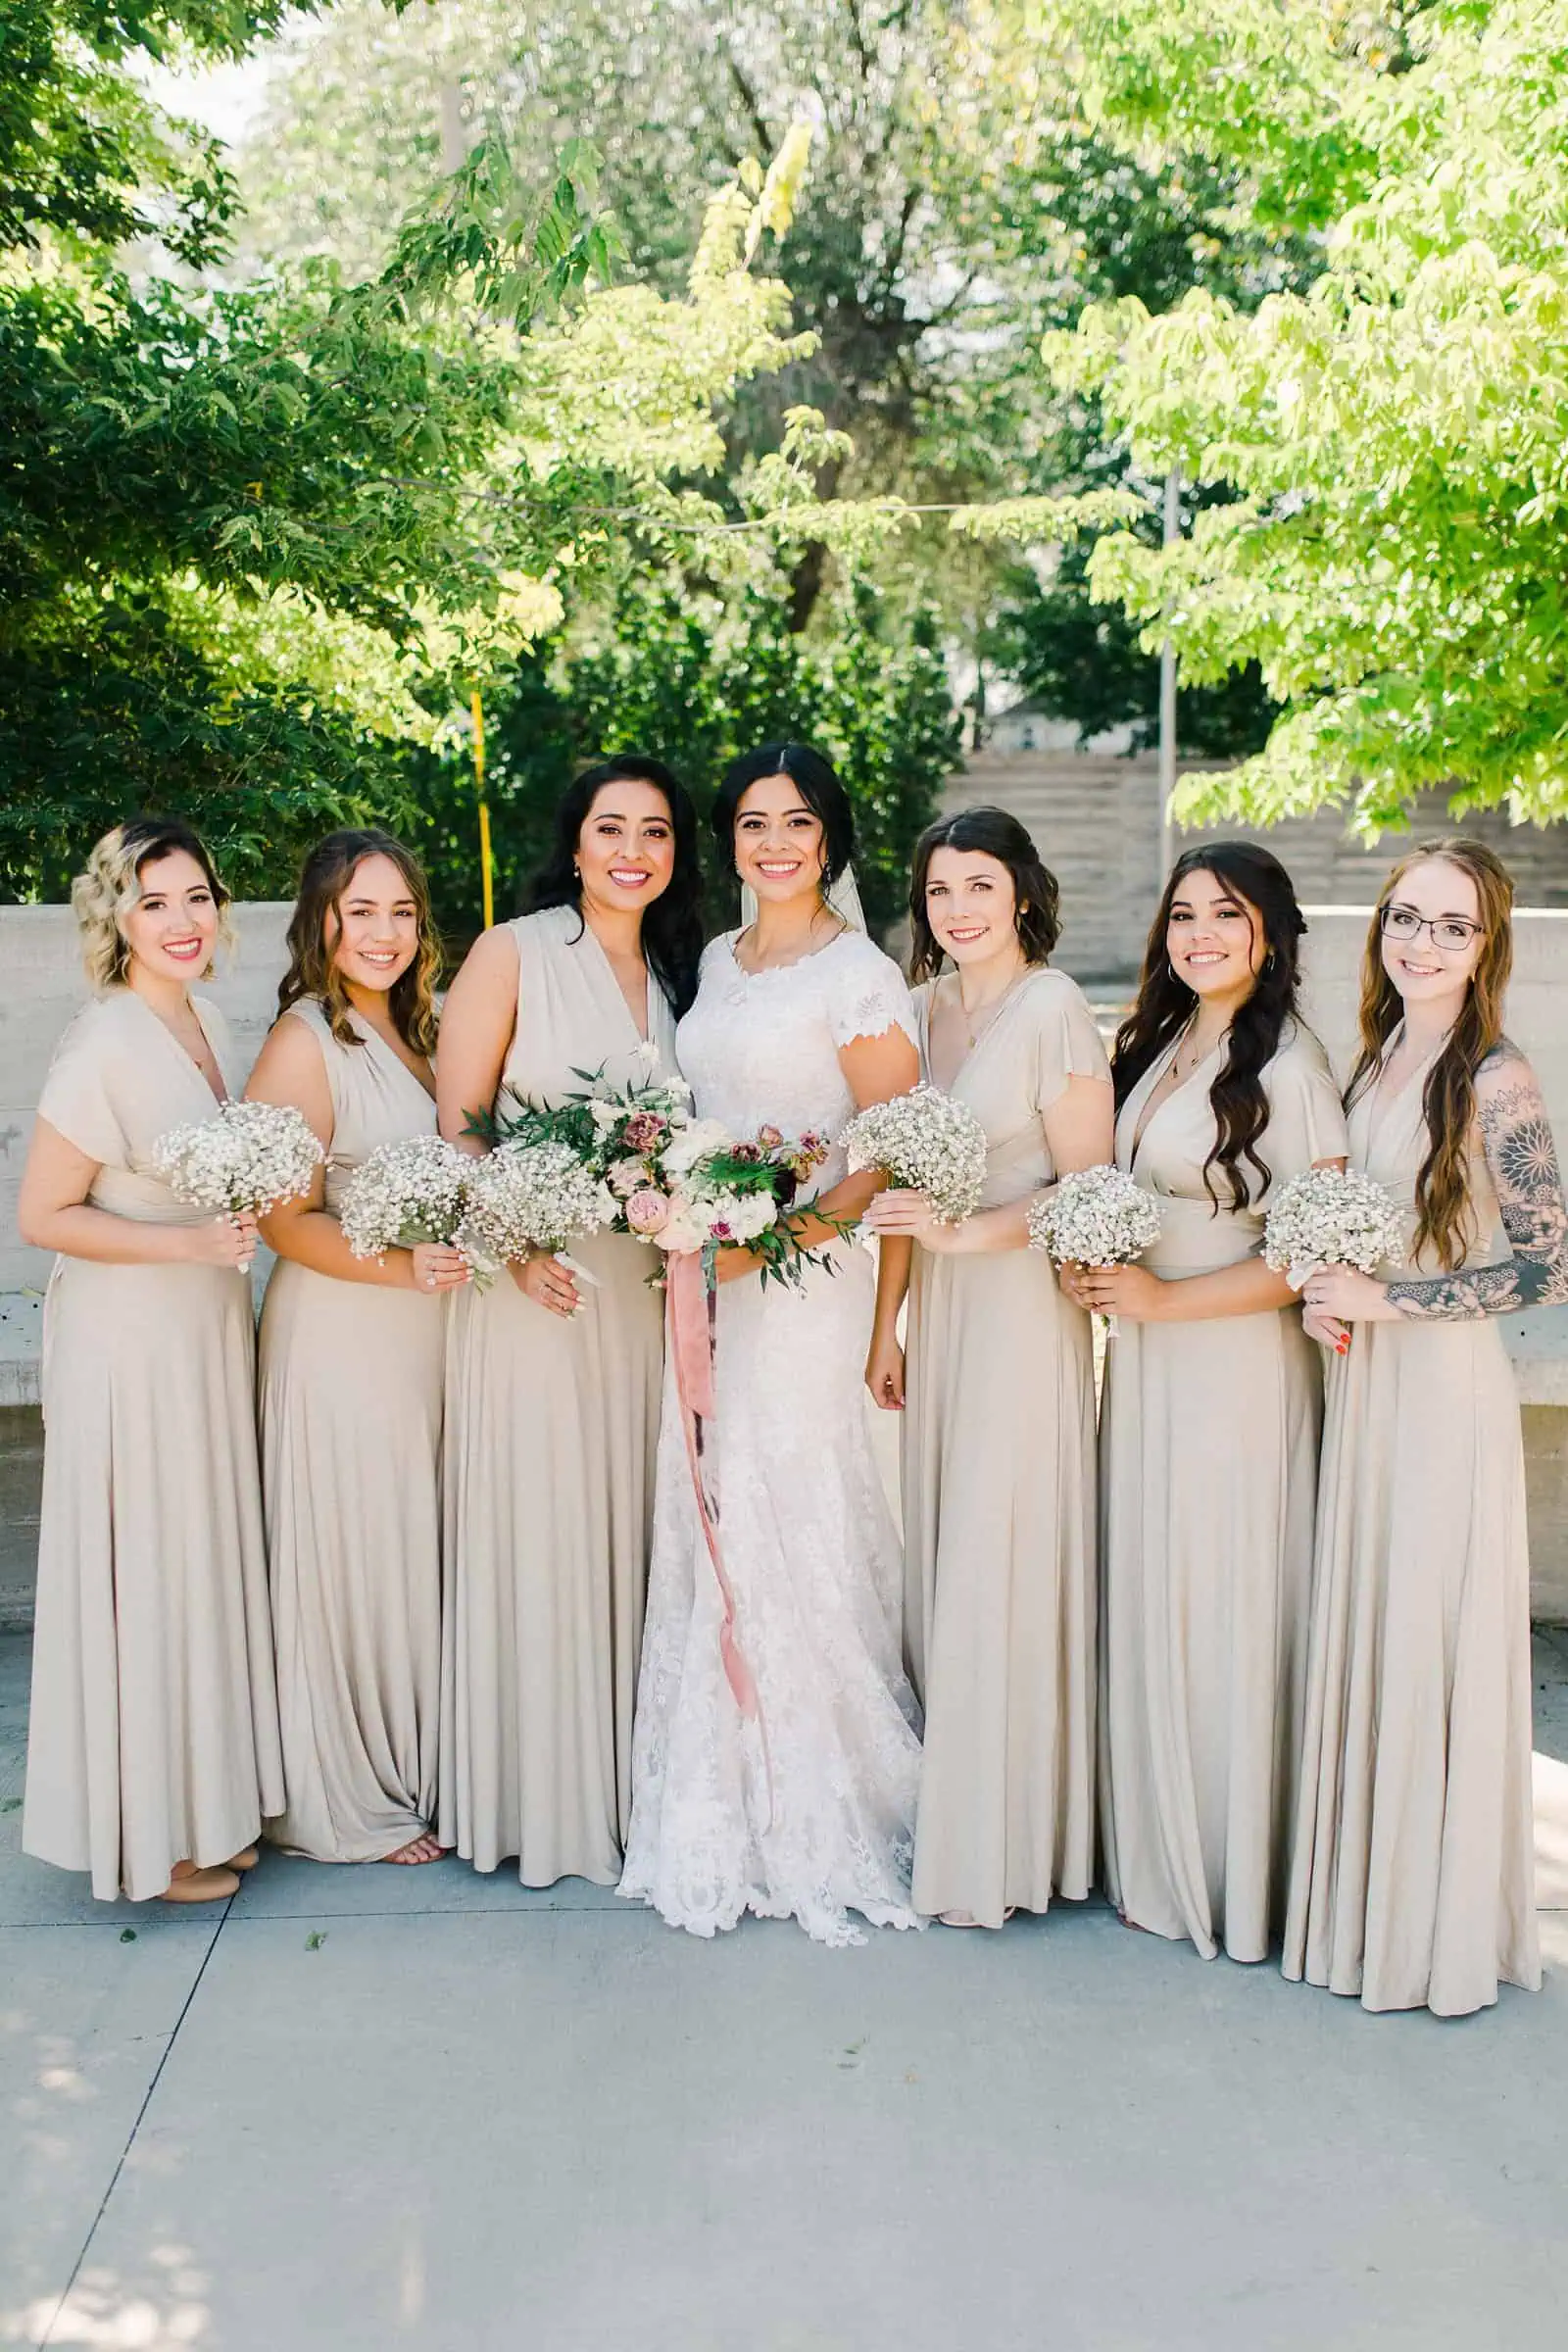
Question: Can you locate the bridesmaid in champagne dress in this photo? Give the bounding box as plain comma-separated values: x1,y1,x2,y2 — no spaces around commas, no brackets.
248,831,466,1866
436,757,703,1886
1286,840,1567,2015
20,819,282,1904
867,808,1112,1928
1063,845,1347,1963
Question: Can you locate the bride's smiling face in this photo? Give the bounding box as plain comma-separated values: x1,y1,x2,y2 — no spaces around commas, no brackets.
732,772,827,906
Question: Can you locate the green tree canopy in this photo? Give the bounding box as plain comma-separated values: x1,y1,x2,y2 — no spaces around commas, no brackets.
0,0,861,901
1029,0,1568,833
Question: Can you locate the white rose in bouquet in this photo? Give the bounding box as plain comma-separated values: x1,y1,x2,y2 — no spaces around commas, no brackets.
661,1119,733,1180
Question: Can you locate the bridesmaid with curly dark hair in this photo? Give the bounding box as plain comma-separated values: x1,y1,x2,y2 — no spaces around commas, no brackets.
1286,839,1567,2015
1061,843,1347,1964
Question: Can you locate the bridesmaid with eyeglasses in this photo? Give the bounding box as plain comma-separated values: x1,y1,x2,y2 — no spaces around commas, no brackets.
1286,839,1567,2015
1061,843,1348,1965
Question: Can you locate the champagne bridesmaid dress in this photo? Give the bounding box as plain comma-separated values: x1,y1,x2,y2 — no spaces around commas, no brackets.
1099,1022,1347,1961
258,1000,445,1862
1284,1047,1547,2014
23,990,283,1900
902,968,1108,1925
440,904,678,1885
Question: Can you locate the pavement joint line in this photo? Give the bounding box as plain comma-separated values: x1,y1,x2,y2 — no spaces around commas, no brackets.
33,1890,236,2352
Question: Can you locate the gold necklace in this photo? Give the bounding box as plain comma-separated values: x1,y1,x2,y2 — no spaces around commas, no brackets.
1173,1019,1227,1083
959,966,1027,1050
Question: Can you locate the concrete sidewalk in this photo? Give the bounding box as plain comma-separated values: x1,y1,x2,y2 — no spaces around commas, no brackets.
5,1629,1568,2352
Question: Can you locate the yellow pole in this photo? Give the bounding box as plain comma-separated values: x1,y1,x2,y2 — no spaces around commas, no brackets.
470,688,494,931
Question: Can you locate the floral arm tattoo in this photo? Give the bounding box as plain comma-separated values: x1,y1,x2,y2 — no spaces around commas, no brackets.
1387,1048,1568,1320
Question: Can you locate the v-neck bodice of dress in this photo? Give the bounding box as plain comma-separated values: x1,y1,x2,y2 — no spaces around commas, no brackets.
38,987,242,1227
499,904,679,1112
1115,1020,1347,1278
282,998,437,1217
1348,1042,1509,1281
914,967,1109,1209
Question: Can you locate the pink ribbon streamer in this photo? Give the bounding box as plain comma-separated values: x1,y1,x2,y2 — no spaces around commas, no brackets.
665,1250,774,1821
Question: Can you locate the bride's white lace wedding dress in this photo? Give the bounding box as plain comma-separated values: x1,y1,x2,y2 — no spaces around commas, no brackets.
618,927,924,1945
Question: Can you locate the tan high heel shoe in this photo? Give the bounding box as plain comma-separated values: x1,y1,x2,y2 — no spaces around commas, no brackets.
224,1847,260,1871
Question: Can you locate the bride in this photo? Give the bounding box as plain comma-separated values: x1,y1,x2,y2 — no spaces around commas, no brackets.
619,744,924,1944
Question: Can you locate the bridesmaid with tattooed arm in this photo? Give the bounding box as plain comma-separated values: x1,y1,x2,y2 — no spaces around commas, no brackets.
1285,839,1568,2016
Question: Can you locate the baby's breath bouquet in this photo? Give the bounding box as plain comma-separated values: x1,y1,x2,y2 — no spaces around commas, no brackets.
457,1138,618,1296
841,1084,987,1225
152,1101,323,1228
339,1134,488,1284
1028,1163,1163,1335
1263,1167,1405,1292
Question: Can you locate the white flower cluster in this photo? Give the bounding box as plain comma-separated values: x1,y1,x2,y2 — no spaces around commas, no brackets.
657,1155,782,1258
1263,1166,1406,1291
152,1100,322,1215
459,1138,617,1273
841,1084,988,1224
338,1135,474,1262
1028,1164,1163,1266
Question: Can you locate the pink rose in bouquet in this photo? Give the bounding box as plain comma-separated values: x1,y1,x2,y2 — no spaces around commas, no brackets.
625,1187,672,1238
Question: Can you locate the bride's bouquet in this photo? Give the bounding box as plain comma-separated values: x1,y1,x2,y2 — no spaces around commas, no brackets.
483,1060,836,1290
1262,1166,1405,1292
626,1119,834,1288
1027,1163,1163,1335
841,1083,987,1225
338,1133,494,1287
152,1100,323,1268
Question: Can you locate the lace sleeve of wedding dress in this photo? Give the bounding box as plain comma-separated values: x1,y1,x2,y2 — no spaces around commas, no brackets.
826,932,918,1051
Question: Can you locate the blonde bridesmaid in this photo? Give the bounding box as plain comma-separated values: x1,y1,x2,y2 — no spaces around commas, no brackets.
867,808,1112,1929
1286,840,1565,2015
20,820,282,1903
1063,844,1348,1963
247,831,465,1866
436,756,703,1886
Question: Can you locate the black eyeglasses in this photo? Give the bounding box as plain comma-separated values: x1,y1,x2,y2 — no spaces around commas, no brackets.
1380,903,1484,955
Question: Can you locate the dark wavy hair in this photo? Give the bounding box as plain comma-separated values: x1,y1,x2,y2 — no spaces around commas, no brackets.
907,806,1061,982
528,754,704,1018
1112,841,1308,1212
1348,836,1515,1270
278,829,441,1055
710,742,856,888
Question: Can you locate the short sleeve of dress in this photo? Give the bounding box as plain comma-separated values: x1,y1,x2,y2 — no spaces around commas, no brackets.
35,1003,126,1167
1030,971,1112,1111
826,934,918,1051
1261,1025,1349,1193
